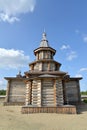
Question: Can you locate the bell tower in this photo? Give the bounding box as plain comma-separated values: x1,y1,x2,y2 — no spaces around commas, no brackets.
24,32,66,107
29,32,61,72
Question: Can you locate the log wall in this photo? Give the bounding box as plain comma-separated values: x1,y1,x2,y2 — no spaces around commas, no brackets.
42,79,54,106
9,80,26,103
30,61,60,71
64,80,80,104
25,78,64,107
31,80,41,106
56,79,64,105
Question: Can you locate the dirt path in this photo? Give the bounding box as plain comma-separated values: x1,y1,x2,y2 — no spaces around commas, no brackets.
0,104,87,130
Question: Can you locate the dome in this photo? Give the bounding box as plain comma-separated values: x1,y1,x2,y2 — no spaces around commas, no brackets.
40,32,50,47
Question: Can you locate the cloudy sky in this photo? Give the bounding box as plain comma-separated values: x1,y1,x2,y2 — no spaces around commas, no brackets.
0,0,87,91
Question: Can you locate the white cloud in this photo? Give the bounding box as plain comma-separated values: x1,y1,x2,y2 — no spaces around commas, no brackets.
0,79,6,89
75,29,87,43
83,36,87,43
79,68,87,72
60,44,77,61
0,13,19,23
66,51,77,61
75,67,87,79
0,48,29,69
0,0,36,23
75,74,82,78
60,45,70,50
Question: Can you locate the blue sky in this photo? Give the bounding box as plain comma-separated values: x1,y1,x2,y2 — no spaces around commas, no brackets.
0,0,87,91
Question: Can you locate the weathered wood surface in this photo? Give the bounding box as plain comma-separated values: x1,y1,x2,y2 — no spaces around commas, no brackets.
21,105,77,114
31,80,41,106
64,81,79,103
9,80,26,102
42,79,54,106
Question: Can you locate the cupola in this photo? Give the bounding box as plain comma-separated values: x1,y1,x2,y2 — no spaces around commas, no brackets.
34,32,56,60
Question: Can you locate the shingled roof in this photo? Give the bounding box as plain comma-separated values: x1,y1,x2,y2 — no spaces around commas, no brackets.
40,32,50,47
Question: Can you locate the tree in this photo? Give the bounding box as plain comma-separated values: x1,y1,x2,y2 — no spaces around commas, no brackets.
81,91,87,95
0,90,6,95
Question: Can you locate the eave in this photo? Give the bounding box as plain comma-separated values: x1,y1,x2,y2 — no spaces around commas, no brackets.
29,59,61,66
34,47,56,55
24,70,67,77
4,77,27,81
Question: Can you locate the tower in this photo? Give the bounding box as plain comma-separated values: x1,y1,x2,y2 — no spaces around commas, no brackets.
24,32,67,107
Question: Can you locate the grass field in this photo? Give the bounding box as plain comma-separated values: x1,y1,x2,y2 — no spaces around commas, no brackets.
0,100,87,130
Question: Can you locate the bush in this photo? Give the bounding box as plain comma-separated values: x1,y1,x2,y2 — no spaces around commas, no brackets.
81,91,87,95
83,99,87,103
0,90,6,95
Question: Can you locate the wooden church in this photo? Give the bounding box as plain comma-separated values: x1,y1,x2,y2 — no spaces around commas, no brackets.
4,32,82,114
